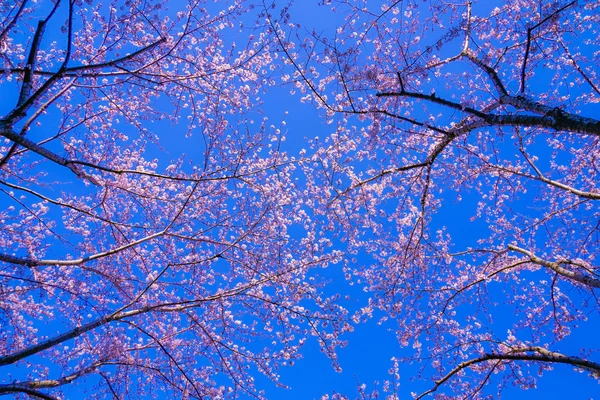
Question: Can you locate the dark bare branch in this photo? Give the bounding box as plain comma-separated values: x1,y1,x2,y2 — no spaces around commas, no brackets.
520,1,576,93
0,386,57,400
417,346,600,399
15,1,61,109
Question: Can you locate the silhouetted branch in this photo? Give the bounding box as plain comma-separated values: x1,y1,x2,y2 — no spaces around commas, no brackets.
378,55,600,137
520,1,576,93
417,346,600,399
15,1,61,109
0,386,57,400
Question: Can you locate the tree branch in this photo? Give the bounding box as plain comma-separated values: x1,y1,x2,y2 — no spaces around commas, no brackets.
4,37,166,126
0,262,300,366
508,244,600,289
0,229,167,267
378,61,600,137
0,360,102,391
417,346,600,399
377,89,489,120
15,1,61,109
0,386,57,400
520,1,576,93
0,123,97,181
0,1,29,48
517,141,600,199
0,78,76,168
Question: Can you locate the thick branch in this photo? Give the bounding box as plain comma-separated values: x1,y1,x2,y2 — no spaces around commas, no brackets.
0,229,166,267
377,89,488,119
417,346,600,399
0,78,76,168
508,244,600,289
15,1,61,109
0,361,101,392
4,37,165,125
490,112,600,136
464,53,600,134
0,314,113,366
0,267,291,366
0,386,56,400
377,87,600,136
59,0,74,71
0,124,98,181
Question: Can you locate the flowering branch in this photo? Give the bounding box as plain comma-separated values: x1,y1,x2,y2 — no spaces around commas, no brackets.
508,244,600,289
417,346,600,399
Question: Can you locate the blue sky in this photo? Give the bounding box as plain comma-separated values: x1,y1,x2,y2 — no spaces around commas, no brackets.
1,0,599,398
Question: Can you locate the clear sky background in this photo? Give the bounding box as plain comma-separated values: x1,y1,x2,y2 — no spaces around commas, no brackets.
1,0,599,399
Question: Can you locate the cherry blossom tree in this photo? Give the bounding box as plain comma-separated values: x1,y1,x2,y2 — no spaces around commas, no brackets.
0,1,351,398
271,0,600,397
3,0,600,398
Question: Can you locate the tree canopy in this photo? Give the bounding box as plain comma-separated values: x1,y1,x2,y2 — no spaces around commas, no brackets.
1,0,599,398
